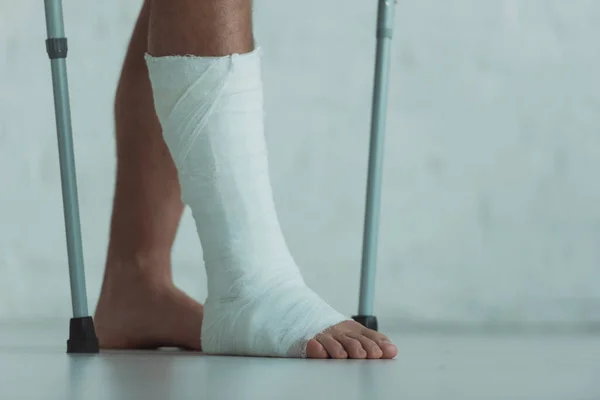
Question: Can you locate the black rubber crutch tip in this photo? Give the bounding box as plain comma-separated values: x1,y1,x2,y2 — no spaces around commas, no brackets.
66,316,100,354
352,315,379,331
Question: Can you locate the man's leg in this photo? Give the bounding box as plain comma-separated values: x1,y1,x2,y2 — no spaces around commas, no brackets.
146,0,397,359
94,0,203,350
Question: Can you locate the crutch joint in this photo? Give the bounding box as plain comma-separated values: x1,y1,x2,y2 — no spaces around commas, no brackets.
46,38,68,59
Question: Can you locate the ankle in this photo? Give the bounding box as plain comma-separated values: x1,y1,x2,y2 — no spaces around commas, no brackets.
104,250,173,286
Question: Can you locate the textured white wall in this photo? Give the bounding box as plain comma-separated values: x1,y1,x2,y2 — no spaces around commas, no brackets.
1,0,599,326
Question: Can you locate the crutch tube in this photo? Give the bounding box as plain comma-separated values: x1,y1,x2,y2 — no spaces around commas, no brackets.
43,0,99,353
353,0,396,331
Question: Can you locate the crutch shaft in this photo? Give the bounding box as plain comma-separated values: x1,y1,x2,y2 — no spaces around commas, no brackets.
44,0,89,318
357,0,396,316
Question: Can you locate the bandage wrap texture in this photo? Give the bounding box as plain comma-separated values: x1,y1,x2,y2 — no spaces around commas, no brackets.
145,48,348,357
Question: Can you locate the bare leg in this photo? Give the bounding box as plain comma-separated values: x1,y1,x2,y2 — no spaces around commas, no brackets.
145,0,397,359
94,0,203,350
148,0,254,57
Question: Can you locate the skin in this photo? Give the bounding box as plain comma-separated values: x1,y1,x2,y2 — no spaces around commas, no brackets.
94,0,398,360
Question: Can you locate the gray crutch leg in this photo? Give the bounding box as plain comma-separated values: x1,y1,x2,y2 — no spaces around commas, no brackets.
43,0,99,353
352,0,397,331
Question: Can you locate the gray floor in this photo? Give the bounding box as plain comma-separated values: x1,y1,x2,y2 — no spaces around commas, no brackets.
0,322,599,400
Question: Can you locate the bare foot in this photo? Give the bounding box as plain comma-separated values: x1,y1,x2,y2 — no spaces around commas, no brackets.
306,320,398,359
94,267,203,350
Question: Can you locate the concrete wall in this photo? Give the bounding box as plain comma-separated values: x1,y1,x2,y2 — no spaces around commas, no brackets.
1,0,599,327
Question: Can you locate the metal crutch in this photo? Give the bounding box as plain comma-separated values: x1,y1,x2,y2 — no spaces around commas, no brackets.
352,0,397,331
43,0,99,353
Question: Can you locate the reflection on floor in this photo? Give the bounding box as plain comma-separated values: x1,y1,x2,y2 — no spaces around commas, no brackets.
0,321,598,400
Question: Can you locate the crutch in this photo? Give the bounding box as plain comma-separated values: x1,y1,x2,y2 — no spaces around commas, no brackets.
352,0,397,331
43,0,99,353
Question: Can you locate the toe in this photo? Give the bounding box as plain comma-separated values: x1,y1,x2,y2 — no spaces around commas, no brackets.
306,339,328,359
361,329,398,359
349,333,383,359
379,341,398,359
336,334,367,359
316,334,348,359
